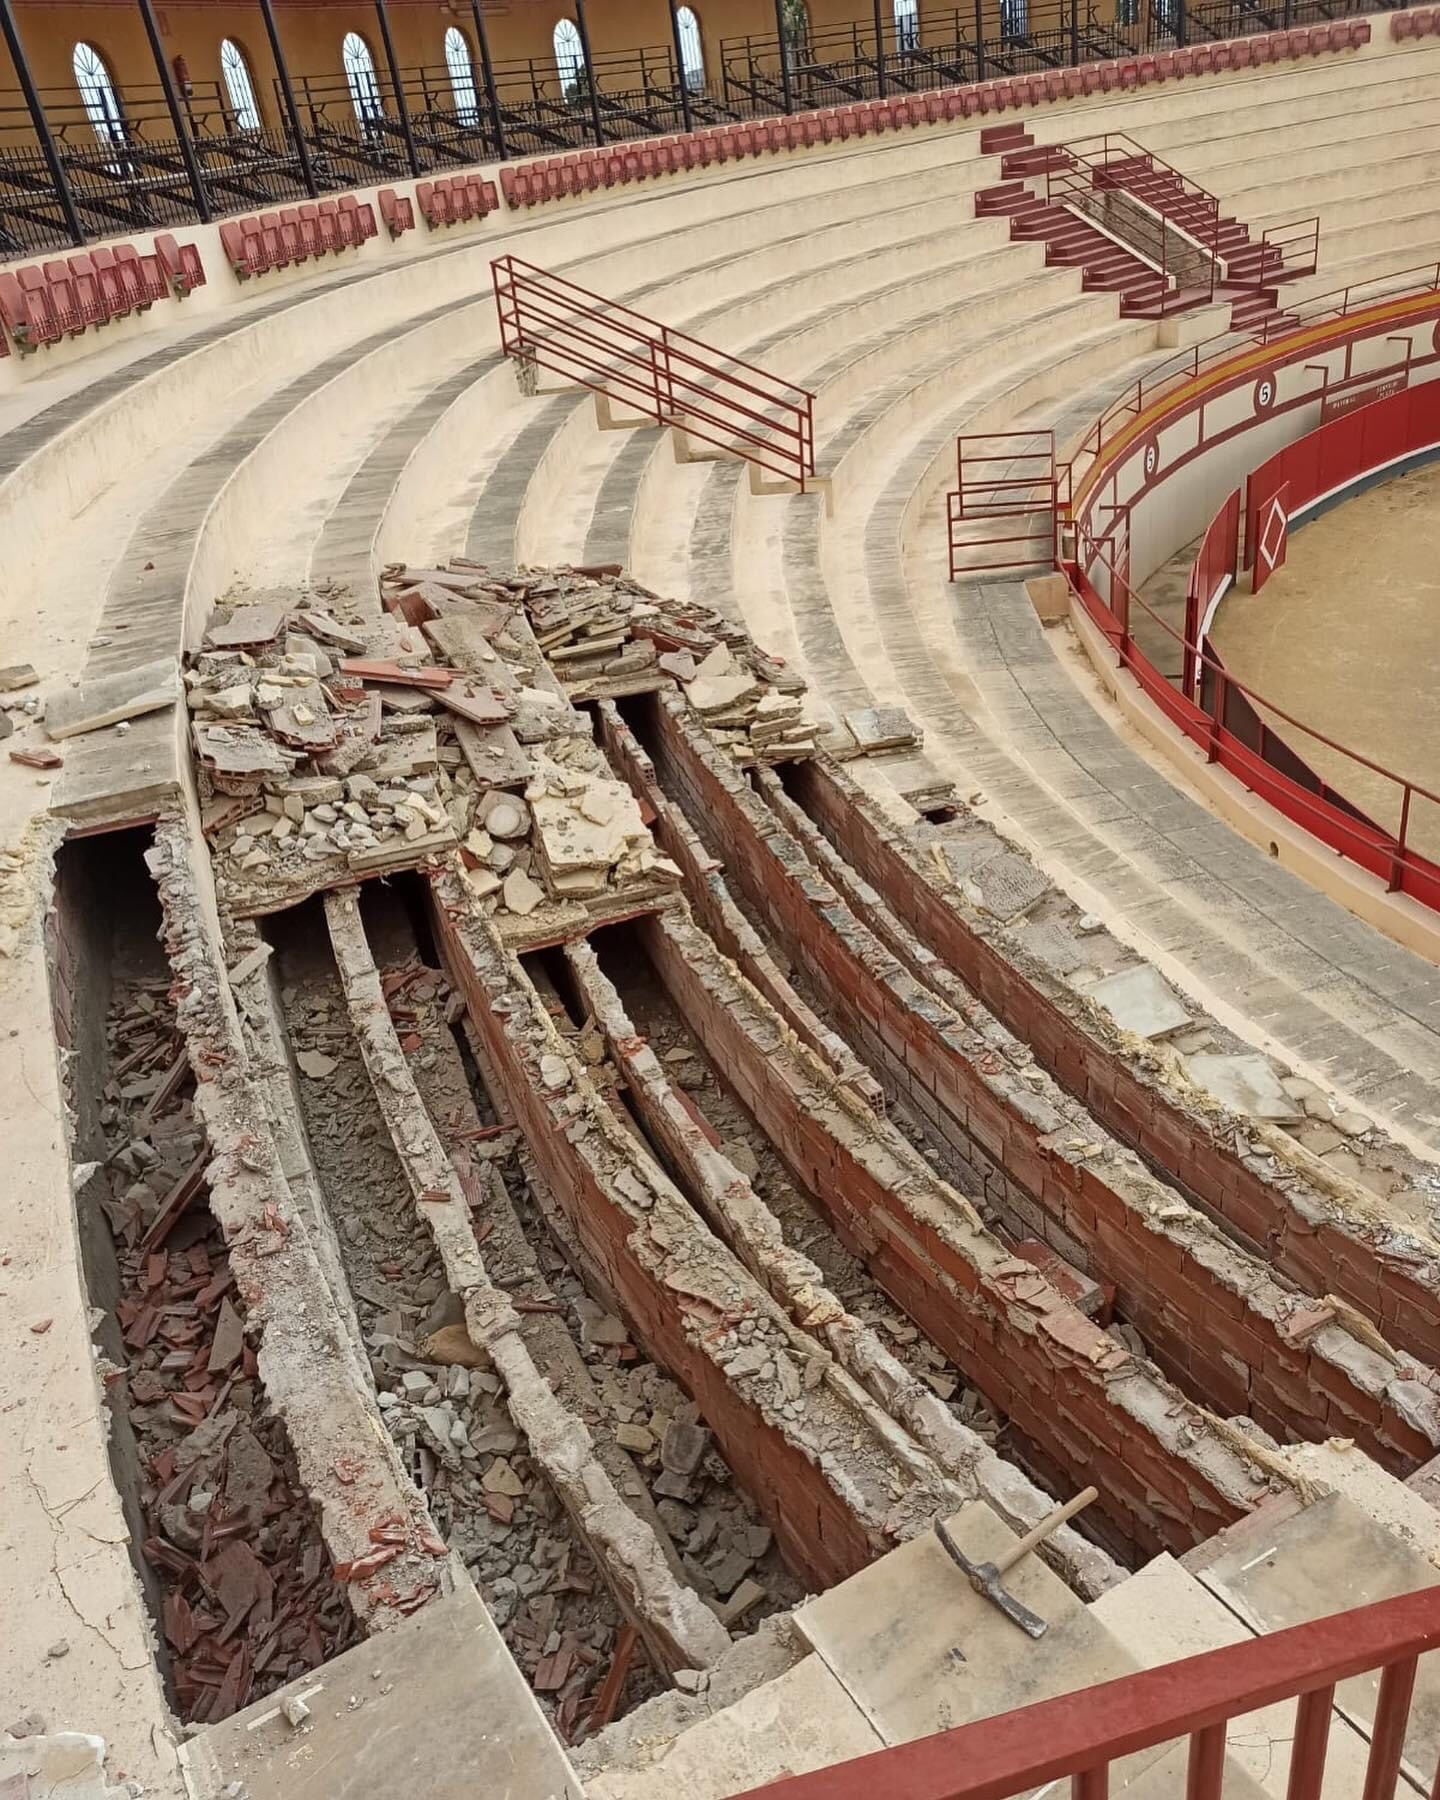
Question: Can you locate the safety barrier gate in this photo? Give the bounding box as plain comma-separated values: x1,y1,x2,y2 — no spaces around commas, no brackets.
490,254,817,490
728,1583,1440,1799
947,431,1062,577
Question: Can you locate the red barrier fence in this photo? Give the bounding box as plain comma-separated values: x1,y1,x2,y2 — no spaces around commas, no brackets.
1068,373,1440,908
490,254,816,490
727,1584,1440,1800
1244,376,1440,565
1182,486,1239,699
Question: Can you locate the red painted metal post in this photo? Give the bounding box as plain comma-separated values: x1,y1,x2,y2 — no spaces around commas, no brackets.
1207,670,1226,763
1072,1768,1109,1799
1362,1656,1418,1800
1389,787,1412,893
1186,1724,1226,1799
1286,1685,1335,1800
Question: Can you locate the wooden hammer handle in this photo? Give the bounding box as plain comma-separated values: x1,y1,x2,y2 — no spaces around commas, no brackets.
993,1486,1099,1578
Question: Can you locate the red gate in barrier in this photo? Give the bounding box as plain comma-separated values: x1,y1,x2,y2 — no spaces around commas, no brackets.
947,432,1062,577
490,254,817,490
1182,487,1240,697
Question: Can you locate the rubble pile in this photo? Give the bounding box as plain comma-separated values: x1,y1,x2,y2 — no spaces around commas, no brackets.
275,934,660,1736
96,978,356,1724
383,561,818,766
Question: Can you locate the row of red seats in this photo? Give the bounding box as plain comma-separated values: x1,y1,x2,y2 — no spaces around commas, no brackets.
0,233,204,357
500,17,1370,209
416,173,501,228
218,196,377,279
1393,7,1440,36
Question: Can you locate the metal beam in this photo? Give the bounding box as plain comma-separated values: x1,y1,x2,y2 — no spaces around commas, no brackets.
872,0,888,97
0,0,85,246
135,0,212,222
571,1,606,147
469,1,508,160
666,0,694,135
258,0,317,198
373,0,420,177
773,0,794,113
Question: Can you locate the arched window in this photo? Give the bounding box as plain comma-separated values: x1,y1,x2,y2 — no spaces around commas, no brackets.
554,18,586,97
893,0,920,53
342,31,382,123
444,26,479,123
220,38,261,131
675,7,705,92
73,42,124,147
999,0,1027,34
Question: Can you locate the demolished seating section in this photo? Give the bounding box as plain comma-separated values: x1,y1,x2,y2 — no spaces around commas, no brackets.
0,233,205,357
218,197,379,279
498,18,1372,209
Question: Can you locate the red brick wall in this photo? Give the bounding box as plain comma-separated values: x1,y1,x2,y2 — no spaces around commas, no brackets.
429,887,883,1593
641,905,1249,1566
790,760,1440,1376
641,704,1433,1484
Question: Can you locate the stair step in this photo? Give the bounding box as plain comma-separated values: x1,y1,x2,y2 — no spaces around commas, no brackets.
1001,145,1071,178
979,123,1031,152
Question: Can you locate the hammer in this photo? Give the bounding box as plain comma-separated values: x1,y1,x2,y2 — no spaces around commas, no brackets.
935,1486,1099,1639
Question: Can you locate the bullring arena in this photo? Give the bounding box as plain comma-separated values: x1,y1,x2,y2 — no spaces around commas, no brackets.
7,2,1440,1795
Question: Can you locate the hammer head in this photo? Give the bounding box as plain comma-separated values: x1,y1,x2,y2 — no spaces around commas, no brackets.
963,1560,1049,1639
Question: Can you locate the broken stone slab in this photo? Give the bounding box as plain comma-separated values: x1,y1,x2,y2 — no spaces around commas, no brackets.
1185,1053,1304,1123
502,867,544,916
843,705,921,754
0,663,39,692
46,657,180,740
1088,963,1191,1041
204,602,291,650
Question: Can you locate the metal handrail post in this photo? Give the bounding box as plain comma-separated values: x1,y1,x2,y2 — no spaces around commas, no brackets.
471,1,508,160
373,0,421,175
872,0,888,95
667,0,695,132
573,0,607,145
974,0,987,79
0,0,85,245
259,0,317,197
136,0,212,220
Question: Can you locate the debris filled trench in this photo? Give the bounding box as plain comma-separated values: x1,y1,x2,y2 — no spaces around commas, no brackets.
48,560,1440,1756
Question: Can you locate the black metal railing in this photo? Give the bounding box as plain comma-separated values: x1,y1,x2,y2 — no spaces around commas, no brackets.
0,0,1420,264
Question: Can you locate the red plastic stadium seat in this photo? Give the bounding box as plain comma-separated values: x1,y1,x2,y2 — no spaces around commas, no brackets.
41,262,84,335
378,187,408,236
312,200,341,249
1230,38,1253,65
1351,18,1370,43
0,270,37,350
152,233,205,294
64,253,106,325
1099,61,1120,88
1284,28,1309,55
115,242,165,304
1081,65,1101,92
336,195,366,245
1307,23,1329,50
1191,45,1213,72
16,265,62,343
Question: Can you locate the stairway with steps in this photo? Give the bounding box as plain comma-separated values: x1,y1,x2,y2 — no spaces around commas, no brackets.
975,126,1303,333
576,1464,1440,1800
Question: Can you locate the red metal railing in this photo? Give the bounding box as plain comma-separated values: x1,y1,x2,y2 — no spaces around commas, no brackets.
490,253,817,490
1261,215,1321,283
1072,506,1440,906
1044,131,1220,312
727,1583,1440,1799
947,432,1062,577
1065,263,1440,505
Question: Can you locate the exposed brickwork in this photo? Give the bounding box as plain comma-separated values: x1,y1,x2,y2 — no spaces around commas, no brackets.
427,869,963,1594
788,758,1440,1376
638,697,1440,1483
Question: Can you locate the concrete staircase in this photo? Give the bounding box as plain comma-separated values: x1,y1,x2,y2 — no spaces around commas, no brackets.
580,1466,1440,1799
975,126,1302,333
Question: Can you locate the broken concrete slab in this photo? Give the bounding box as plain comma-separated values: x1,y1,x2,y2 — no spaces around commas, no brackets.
843,706,921,755
1185,1054,1304,1123
1087,964,1191,1041
45,658,179,741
